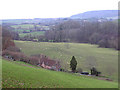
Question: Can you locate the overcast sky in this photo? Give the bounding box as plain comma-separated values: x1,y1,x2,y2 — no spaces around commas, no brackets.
0,0,119,19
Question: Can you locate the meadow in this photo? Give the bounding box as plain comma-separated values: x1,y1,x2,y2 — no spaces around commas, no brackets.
2,59,118,88
19,31,45,37
11,24,34,28
11,24,49,29
15,41,118,81
11,24,46,38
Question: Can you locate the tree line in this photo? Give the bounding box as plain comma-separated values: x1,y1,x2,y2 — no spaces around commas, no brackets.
43,20,119,50
3,19,119,50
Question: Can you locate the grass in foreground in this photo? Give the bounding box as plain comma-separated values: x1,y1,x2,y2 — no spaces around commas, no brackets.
2,59,118,88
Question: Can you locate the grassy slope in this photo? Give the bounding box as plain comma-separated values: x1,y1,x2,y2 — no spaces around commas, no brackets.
2,59,118,88
15,41,118,81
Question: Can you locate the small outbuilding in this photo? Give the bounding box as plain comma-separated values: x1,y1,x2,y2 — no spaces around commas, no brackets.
81,72,89,75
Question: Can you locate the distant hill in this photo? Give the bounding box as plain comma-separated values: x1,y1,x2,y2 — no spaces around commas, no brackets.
2,10,119,24
70,10,118,19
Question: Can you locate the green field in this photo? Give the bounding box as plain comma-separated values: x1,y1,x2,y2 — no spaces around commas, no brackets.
11,24,34,29
11,24,49,29
13,29,29,33
10,24,46,37
19,31,45,37
2,59,118,88
15,41,118,81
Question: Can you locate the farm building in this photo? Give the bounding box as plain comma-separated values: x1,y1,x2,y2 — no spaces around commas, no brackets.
81,72,89,75
32,54,61,71
2,51,61,71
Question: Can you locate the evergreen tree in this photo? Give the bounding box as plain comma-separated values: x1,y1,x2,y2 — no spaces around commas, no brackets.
70,56,77,72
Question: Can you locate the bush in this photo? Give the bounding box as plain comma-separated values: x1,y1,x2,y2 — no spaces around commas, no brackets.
2,50,29,62
6,46,21,52
60,68,65,72
29,56,40,65
76,68,83,73
90,67,101,76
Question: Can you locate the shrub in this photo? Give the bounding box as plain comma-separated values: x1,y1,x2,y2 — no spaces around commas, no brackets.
76,68,83,73
29,56,40,65
90,67,101,76
6,46,21,52
2,50,29,62
60,68,65,72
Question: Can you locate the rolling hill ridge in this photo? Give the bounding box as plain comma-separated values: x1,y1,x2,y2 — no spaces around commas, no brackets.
70,10,118,19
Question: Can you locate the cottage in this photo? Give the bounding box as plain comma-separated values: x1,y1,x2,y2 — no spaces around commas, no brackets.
40,57,61,71
31,54,61,71
81,72,89,75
